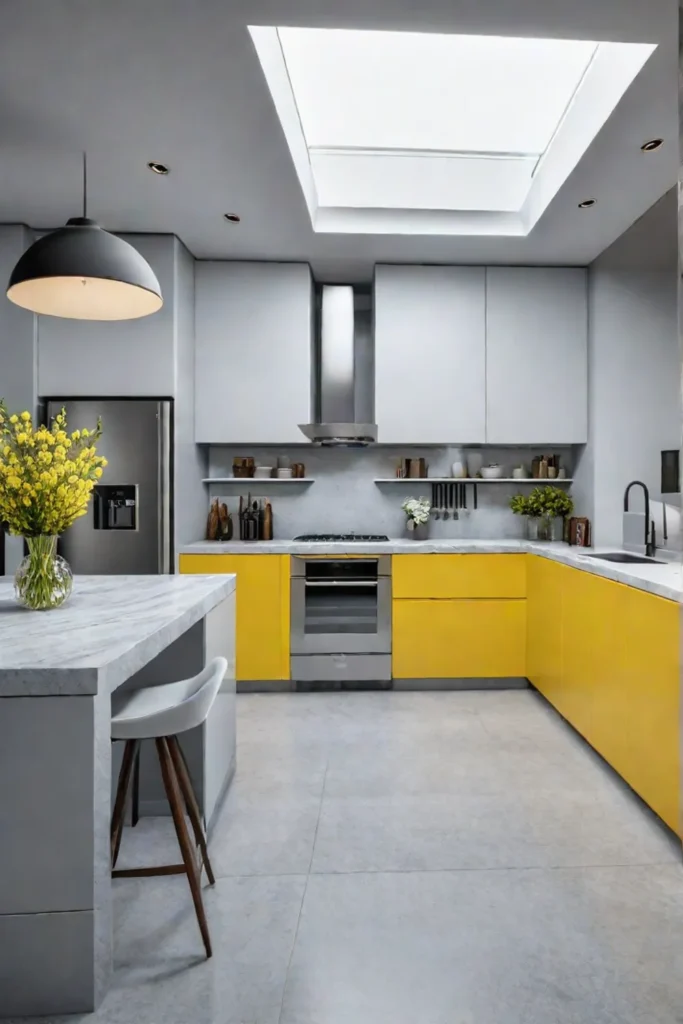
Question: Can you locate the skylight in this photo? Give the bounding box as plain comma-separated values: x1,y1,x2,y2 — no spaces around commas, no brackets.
248,26,657,235
277,29,597,156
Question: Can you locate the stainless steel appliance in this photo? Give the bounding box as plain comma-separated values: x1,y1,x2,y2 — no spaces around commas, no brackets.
290,553,392,688
299,285,377,446
45,398,172,574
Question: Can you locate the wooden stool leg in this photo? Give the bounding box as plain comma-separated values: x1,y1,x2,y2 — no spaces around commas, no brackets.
131,745,141,827
111,739,139,868
168,735,215,885
156,737,213,958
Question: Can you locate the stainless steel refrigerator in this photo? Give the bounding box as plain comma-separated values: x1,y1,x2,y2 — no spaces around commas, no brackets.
45,398,173,574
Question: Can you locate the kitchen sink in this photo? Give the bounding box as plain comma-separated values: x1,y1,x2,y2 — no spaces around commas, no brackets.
586,552,664,565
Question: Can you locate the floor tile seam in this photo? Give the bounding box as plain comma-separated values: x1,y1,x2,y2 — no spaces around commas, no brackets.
305,859,679,878
276,760,329,1024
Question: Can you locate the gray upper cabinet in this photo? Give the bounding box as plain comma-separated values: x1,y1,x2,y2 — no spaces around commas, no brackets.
195,262,313,444
485,267,588,444
374,265,486,444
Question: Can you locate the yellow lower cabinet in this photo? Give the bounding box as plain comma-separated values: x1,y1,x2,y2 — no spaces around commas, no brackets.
529,561,680,836
526,555,565,705
563,569,679,834
393,554,527,599
178,554,289,681
393,598,526,679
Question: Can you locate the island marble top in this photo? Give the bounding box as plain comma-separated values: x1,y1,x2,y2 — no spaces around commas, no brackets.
0,574,236,697
179,539,682,603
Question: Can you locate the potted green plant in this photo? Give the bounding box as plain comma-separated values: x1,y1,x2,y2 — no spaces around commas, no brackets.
510,487,573,541
509,493,535,539
529,485,573,541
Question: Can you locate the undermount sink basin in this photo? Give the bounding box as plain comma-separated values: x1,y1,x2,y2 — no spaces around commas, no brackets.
586,552,665,565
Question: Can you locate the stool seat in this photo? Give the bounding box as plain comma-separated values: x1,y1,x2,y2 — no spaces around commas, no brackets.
109,656,227,959
111,657,228,740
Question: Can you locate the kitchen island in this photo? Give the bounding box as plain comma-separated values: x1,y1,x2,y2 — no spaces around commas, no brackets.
0,573,236,1017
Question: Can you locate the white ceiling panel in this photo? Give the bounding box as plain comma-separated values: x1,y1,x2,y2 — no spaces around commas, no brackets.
310,150,536,211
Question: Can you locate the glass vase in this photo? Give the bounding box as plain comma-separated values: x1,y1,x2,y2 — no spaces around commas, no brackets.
14,536,73,611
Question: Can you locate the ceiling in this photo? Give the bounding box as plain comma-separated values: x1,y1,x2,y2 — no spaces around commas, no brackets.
592,186,677,270
0,0,678,283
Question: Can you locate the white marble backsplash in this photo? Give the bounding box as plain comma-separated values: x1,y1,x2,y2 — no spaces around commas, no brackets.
207,445,575,540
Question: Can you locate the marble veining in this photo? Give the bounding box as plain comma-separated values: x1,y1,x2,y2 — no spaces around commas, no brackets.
179,539,682,602
0,574,235,697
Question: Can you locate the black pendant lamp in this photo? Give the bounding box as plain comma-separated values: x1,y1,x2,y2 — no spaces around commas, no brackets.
6,155,163,320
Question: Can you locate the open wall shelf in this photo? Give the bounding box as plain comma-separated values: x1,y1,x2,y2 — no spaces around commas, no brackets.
374,478,573,485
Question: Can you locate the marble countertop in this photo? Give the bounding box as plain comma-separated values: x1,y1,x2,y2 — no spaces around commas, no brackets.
179,539,682,602
0,574,236,697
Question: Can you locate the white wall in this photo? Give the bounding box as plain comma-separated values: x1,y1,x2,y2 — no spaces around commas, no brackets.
583,267,679,545
0,225,37,571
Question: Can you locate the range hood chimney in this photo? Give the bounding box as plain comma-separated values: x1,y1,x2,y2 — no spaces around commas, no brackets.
299,285,377,446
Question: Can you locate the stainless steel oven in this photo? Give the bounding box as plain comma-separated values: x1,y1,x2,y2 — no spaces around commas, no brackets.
290,556,392,686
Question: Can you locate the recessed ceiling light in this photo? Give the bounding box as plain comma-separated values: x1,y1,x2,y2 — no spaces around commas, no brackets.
223,212,241,223
640,138,663,152
578,198,596,209
147,161,170,175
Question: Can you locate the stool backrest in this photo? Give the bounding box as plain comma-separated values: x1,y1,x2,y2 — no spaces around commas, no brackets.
151,656,228,737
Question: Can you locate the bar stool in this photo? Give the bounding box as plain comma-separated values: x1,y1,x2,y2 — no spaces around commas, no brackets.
110,656,227,958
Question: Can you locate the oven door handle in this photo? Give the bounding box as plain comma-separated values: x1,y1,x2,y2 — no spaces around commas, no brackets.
303,580,378,588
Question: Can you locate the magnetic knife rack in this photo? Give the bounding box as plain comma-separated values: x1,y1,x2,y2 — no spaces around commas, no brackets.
430,481,478,520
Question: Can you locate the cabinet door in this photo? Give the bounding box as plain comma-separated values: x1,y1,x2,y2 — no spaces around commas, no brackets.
561,569,679,833
393,554,526,599
374,266,486,443
526,555,565,704
393,599,526,679
485,268,587,443
195,262,313,444
179,554,290,680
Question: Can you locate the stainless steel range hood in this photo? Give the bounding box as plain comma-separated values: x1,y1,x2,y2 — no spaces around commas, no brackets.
299,285,377,446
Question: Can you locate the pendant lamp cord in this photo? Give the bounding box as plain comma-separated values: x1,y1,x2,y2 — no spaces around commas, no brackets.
82,152,87,219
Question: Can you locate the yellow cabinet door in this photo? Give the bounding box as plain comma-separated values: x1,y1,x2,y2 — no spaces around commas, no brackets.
393,598,526,678
179,554,289,680
579,573,678,833
393,554,527,599
555,566,679,834
526,555,566,705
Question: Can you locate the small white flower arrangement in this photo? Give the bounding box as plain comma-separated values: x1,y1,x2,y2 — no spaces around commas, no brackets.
402,496,431,531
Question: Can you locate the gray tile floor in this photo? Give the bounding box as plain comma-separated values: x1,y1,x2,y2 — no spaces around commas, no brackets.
23,691,683,1023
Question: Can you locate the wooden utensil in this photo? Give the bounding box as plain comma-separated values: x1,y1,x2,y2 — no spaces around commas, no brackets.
206,498,219,541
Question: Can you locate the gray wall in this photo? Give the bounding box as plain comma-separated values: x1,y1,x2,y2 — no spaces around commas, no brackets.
577,267,680,546
571,189,680,547
207,445,574,540
173,238,208,549
37,234,177,397
0,225,37,571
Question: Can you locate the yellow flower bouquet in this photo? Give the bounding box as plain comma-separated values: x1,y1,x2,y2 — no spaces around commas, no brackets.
0,403,107,609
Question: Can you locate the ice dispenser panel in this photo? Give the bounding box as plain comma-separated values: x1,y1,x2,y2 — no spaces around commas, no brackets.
93,485,138,530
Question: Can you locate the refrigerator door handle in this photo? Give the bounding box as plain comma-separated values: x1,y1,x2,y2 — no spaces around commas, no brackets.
158,401,172,573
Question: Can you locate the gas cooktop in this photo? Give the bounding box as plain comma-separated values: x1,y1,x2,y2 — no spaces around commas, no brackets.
294,534,390,543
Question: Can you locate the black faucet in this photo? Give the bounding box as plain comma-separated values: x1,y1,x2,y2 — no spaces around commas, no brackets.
623,480,655,557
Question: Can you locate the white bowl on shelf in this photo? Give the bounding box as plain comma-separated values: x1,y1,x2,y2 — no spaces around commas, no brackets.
480,465,504,479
